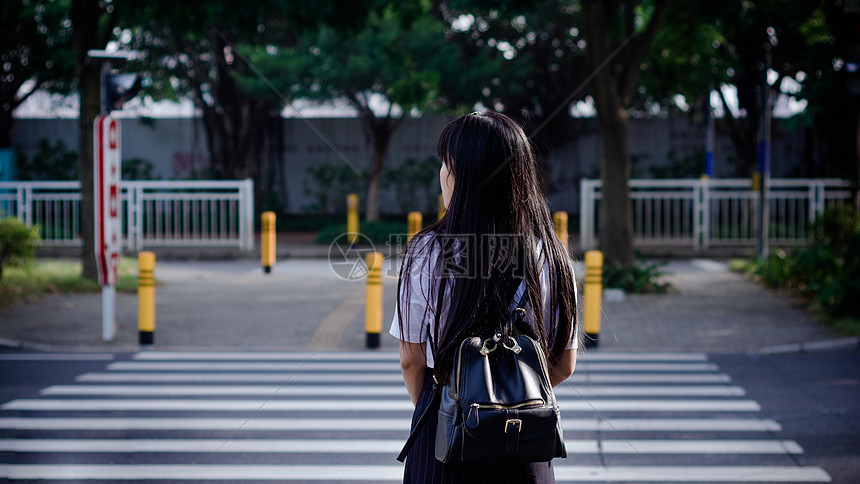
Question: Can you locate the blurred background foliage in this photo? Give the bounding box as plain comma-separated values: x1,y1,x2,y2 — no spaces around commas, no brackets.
736,205,860,335
2,0,858,268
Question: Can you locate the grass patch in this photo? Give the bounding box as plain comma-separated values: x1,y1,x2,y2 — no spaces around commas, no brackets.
830,316,860,337
603,255,673,294
0,258,140,310
728,258,751,273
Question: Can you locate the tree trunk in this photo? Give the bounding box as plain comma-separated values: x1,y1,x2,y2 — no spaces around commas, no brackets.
582,0,668,268
597,104,635,267
360,115,397,223
582,0,634,268
182,31,272,185
364,128,390,223
72,0,102,281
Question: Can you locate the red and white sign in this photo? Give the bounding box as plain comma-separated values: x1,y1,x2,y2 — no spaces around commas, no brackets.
94,114,122,286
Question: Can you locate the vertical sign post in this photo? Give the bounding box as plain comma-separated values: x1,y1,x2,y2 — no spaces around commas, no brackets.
94,114,122,341
757,45,772,259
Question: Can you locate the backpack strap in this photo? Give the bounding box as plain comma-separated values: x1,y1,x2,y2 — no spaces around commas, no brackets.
397,279,528,463
396,381,440,462
514,280,529,312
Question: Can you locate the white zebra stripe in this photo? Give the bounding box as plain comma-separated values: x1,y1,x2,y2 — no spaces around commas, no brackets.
0,464,831,481
76,371,732,384
1,398,761,412
40,384,746,397
0,438,802,454
0,417,782,432
106,361,720,372
130,351,708,362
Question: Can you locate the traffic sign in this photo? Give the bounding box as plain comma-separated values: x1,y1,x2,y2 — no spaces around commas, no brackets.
94,114,121,286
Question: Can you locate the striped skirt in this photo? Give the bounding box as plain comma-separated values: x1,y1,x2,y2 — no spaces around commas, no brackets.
402,373,556,484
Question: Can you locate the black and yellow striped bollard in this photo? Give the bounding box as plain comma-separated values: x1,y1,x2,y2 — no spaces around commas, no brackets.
583,250,603,348
407,211,422,244
347,193,359,244
138,251,156,346
365,252,383,349
261,211,276,274
553,211,569,253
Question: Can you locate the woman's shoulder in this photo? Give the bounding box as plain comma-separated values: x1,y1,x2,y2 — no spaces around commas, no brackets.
405,230,440,260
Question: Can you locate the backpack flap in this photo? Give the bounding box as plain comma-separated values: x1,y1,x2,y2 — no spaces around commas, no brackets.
458,334,554,409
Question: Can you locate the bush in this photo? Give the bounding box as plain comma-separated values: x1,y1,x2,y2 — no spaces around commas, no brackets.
313,220,409,246
743,205,860,330
748,249,795,289
279,214,343,232
122,158,158,180
384,156,440,213
0,217,40,280
809,205,859,257
603,255,672,294
302,163,366,214
18,138,78,181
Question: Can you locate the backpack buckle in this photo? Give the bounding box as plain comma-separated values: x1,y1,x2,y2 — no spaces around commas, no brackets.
480,332,503,356
505,418,522,433
480,338,498,356
503,336,522,354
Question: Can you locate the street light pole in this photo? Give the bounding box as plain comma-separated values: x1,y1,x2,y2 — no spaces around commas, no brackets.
757,40,773,259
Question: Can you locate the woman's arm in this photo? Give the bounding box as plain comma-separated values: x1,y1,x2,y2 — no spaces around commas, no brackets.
399,342,427,405
550,349,577,387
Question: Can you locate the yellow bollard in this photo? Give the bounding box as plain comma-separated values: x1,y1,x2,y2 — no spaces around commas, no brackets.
553,211,569,253
583,250,603,348
138,251,156,346
407,211,423,243
347,193,359,244
261,211,276,274
365,252,383,349
438,193,446,220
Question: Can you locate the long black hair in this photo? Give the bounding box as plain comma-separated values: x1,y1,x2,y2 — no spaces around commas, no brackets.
396,111,577,383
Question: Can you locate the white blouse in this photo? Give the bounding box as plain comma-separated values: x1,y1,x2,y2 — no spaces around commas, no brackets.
389,233,579,368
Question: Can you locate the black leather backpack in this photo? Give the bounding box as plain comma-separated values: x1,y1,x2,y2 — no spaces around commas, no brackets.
397,289,566,465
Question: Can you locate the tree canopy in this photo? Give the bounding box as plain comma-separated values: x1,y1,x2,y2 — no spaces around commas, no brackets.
6,0,857,272
1,0,75,147
240,1,492,220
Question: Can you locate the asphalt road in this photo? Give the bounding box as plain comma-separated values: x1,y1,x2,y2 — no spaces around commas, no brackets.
711,351,860,484
1,348,856,483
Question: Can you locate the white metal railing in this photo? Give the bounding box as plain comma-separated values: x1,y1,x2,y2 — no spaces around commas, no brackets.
579,178,854,252
0,180,255,252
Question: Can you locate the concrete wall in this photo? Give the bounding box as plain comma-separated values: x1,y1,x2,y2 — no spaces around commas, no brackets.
12,115,807,215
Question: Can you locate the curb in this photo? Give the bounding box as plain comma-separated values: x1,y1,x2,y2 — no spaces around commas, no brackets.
750,337,860,355
0,336,139,354
0,337,22,350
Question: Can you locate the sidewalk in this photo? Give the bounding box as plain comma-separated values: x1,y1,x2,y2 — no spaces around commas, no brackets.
598,260,842,353
0,253,849,354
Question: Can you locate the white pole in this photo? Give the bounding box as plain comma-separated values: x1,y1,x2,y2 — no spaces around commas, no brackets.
102,285,115,341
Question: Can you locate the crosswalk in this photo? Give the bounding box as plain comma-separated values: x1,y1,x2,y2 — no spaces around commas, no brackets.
0,351,831,482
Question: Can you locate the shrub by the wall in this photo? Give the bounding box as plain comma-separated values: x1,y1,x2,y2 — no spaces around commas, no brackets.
0,217,40,280
746,205,860,326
